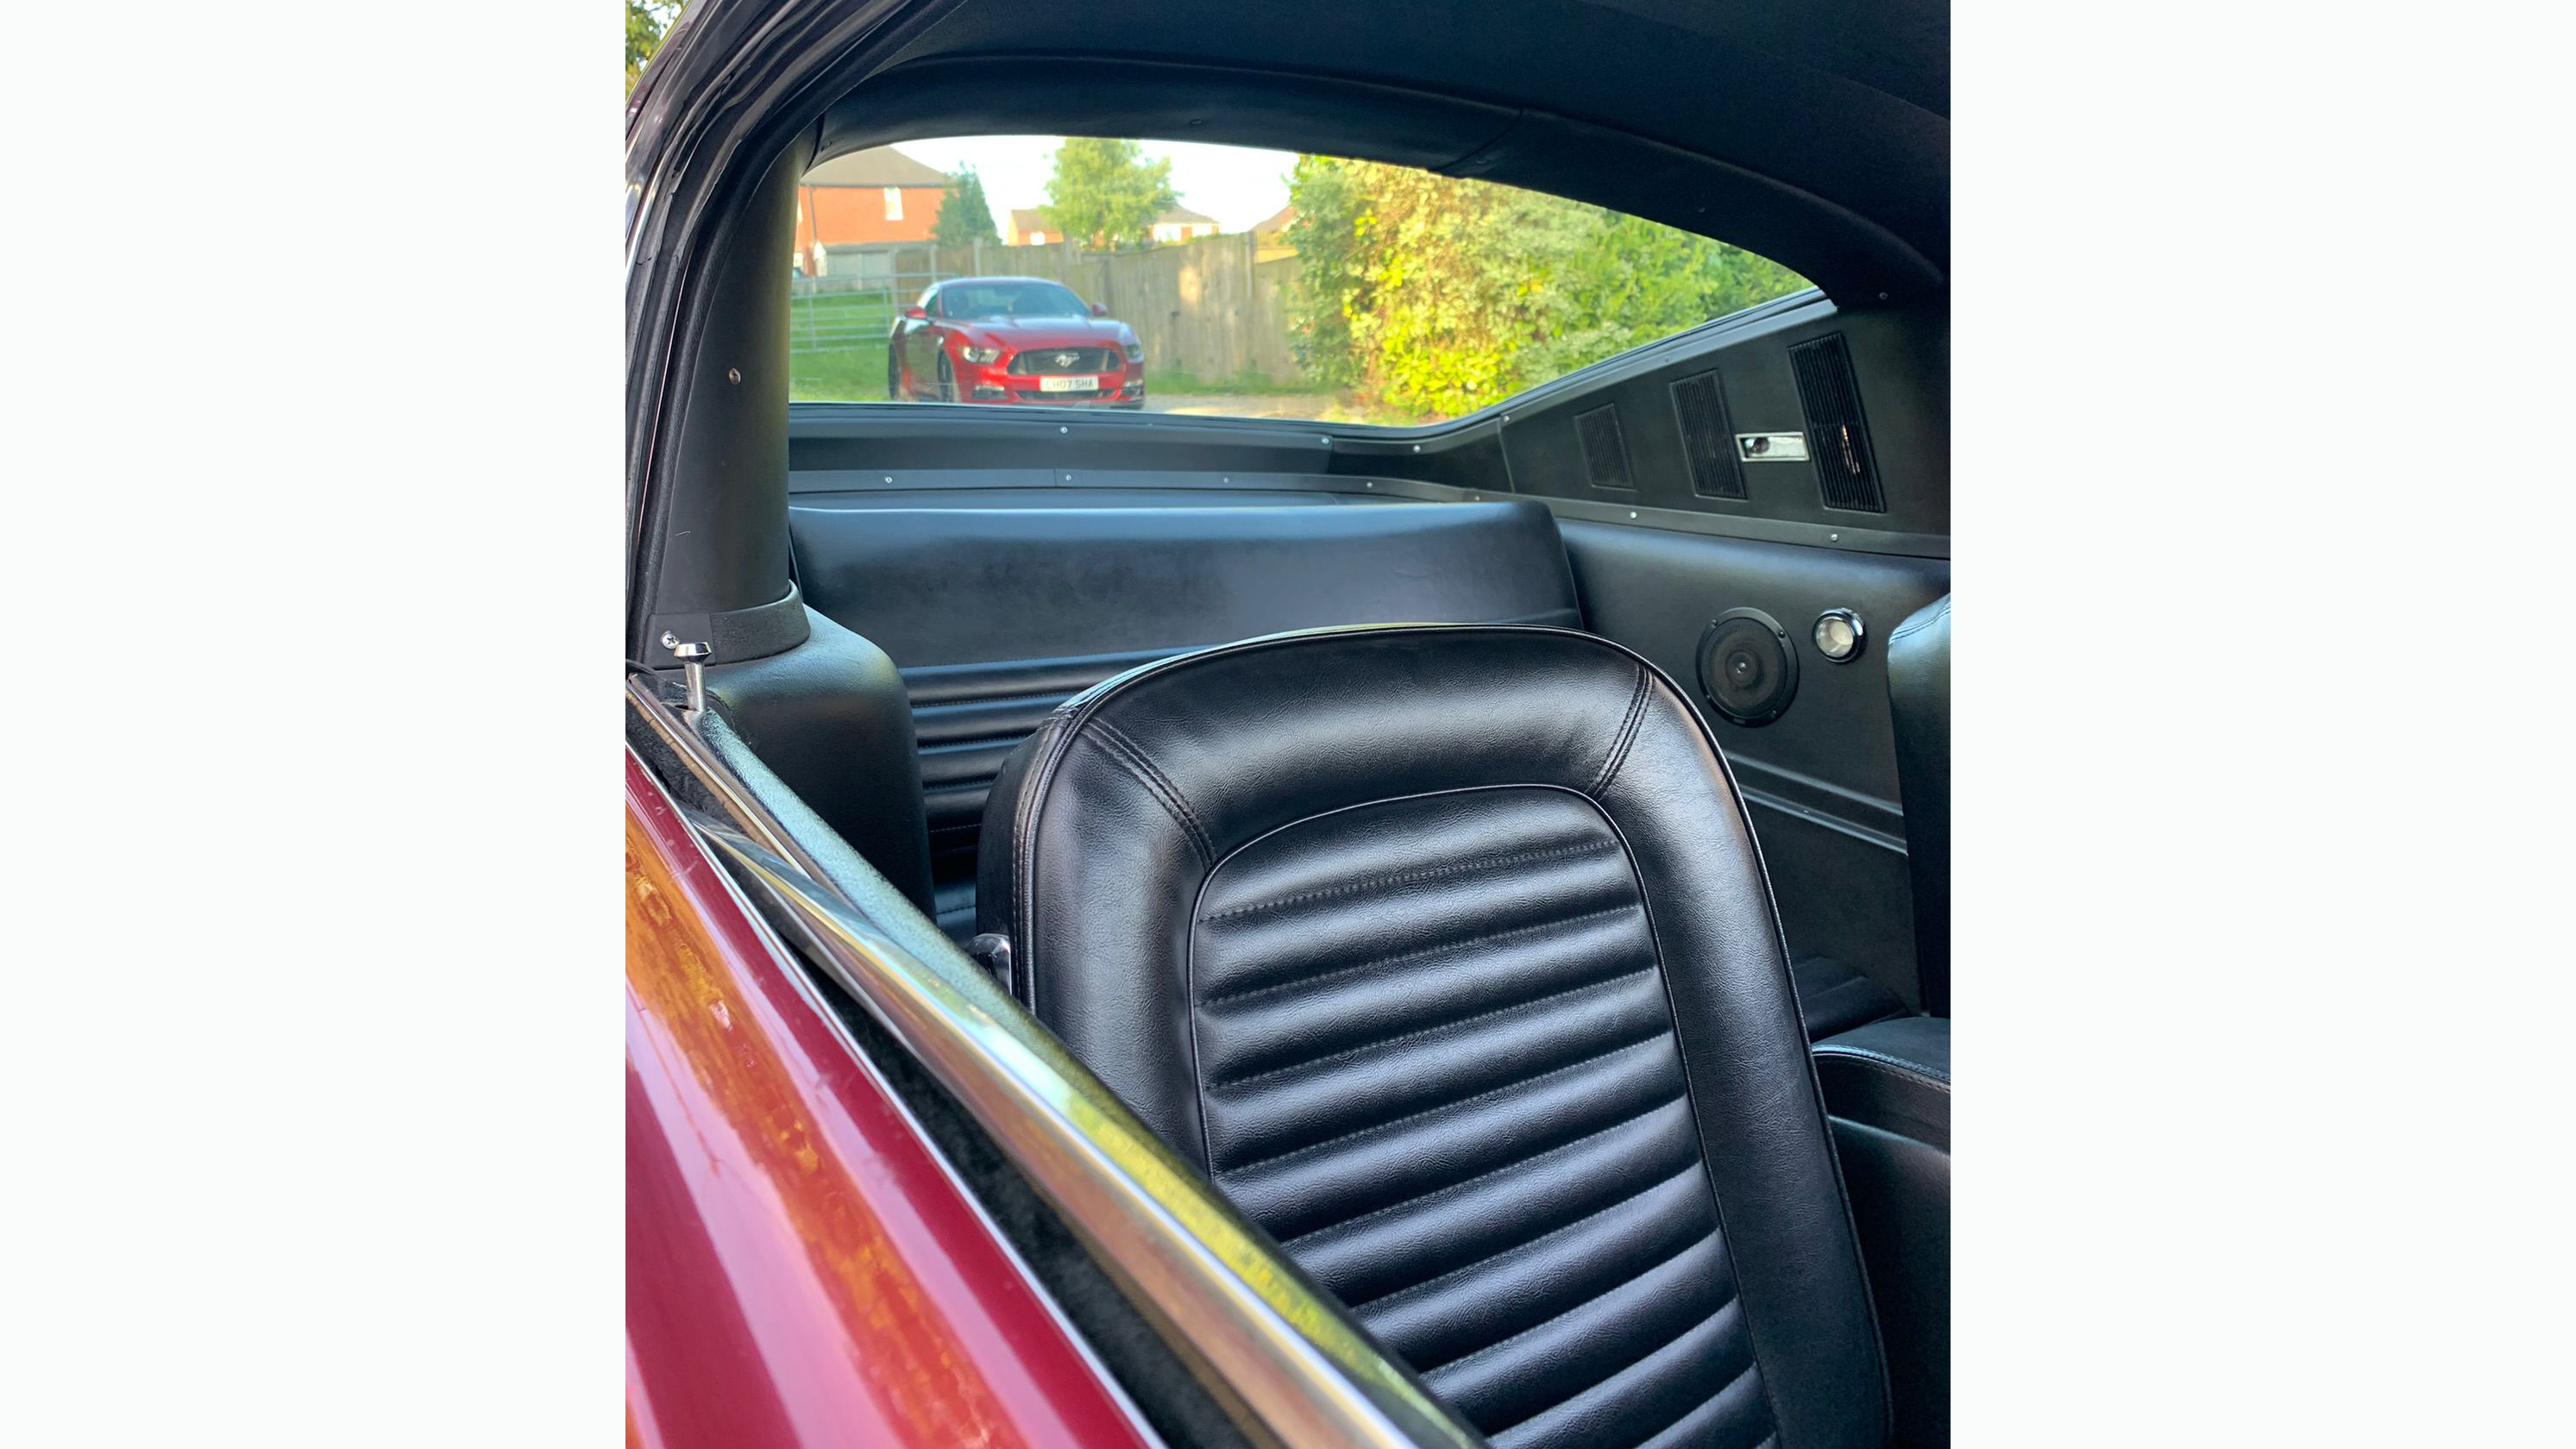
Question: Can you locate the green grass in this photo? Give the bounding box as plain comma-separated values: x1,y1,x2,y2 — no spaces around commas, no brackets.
789,342,893,403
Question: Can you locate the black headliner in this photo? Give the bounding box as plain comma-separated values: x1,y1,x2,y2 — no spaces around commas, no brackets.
815,0,1948,301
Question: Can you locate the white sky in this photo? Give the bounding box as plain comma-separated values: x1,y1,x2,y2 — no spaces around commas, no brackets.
885,136,1299,236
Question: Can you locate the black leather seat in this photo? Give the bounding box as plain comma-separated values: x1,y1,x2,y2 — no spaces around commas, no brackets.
977,624,1889,1449
1885,596,1951,1018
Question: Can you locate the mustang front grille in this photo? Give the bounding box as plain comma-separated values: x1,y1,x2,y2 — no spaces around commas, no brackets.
1006,348,1120,374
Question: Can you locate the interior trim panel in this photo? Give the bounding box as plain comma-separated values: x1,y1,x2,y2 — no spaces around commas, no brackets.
789,499,1585,935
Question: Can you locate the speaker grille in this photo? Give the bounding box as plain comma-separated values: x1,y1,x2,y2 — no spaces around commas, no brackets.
1574,404,1636,492
1696,611,1799,726
1788,334,1886,513
1669,371,1744,499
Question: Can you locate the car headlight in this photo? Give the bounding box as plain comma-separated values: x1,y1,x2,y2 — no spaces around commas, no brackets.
1122,343,1143,363
958,345,1002,364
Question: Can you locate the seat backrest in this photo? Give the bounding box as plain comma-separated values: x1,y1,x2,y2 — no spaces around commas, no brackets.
789,498,1582,936
1885,595,1951,1017
977,624,1888,1449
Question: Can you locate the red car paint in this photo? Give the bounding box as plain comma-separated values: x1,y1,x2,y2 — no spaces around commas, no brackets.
624,754,1154,1449
889,276,1146,406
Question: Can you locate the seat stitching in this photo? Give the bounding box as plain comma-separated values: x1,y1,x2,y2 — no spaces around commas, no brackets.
1420,1229,1723,1377
1087,718,1213,860
1480,1306,1751,1446
1347,1160,1704,1315
1605,1352,1763,1449
1889,596,1950,642
1201,901,1640,1011
1215,964,1656,1090
1083,720,1212,863
1280,1093,1687,1247
1087,720,1205,869
1078,736,1205,866
1587,665,1651,795
1198,839,1618,924
1813,1046,1951,1093
1221,1032,1672,1178
909,686,1087,712
1560,787,1793,1440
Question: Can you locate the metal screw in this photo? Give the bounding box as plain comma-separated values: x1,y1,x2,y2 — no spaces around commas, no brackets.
1829,532,1841,542
883,475,892,483
1411,443,1421,452
1365,480,1374,488
1628,511,1638,519
726,367,742,384
659,631,679,649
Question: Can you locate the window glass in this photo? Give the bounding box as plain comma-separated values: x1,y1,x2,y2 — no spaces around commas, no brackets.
789,137,1811,423
937,279,1087,320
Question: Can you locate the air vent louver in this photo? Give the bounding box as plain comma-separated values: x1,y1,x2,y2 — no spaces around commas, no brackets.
1788,334,1886,513
1669,371,1744,499
1574,404,1636,492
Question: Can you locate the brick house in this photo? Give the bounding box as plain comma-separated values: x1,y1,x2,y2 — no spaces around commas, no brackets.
1006,208,1058,246
795,146,952,273
1148,206,1220,244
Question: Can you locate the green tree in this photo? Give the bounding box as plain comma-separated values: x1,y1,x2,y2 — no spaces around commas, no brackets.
625,2,680,96
1532,211,1808,379
1283,154,1366,387
933,166,1001,248
1285,155,1810,417
1041,139,1178,250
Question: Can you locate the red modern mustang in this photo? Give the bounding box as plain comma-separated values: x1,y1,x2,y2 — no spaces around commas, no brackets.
887,276,1147,408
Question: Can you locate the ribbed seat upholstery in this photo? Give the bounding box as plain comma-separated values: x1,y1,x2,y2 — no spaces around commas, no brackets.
977,624,1889,1449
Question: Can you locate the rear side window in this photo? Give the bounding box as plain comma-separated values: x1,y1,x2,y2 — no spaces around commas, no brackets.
937,280,1088,319
789,137,1810,423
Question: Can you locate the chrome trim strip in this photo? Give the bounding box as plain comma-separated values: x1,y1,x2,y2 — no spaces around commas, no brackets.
625,748,1166,1445
625,676,823,879
626,679,1484,1449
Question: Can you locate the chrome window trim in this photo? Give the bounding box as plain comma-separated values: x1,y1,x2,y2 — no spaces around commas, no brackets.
625,743,1165,1443
626,678,1483,1449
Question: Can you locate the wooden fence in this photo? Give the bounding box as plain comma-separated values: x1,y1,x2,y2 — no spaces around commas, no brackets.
845,235,1306,386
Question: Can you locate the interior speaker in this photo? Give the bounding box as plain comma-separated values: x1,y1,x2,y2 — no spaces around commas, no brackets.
1696,607,1800,726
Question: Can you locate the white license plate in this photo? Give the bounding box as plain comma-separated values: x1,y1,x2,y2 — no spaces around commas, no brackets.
1038,375,1100,393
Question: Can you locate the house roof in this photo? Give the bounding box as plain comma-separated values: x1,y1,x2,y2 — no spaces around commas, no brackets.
1253,204,1297,235
1009,208,1049,232
1155,205,1217,226
801,145,951,188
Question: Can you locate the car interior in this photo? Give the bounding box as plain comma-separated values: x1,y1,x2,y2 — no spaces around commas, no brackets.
628,1,1948,1444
